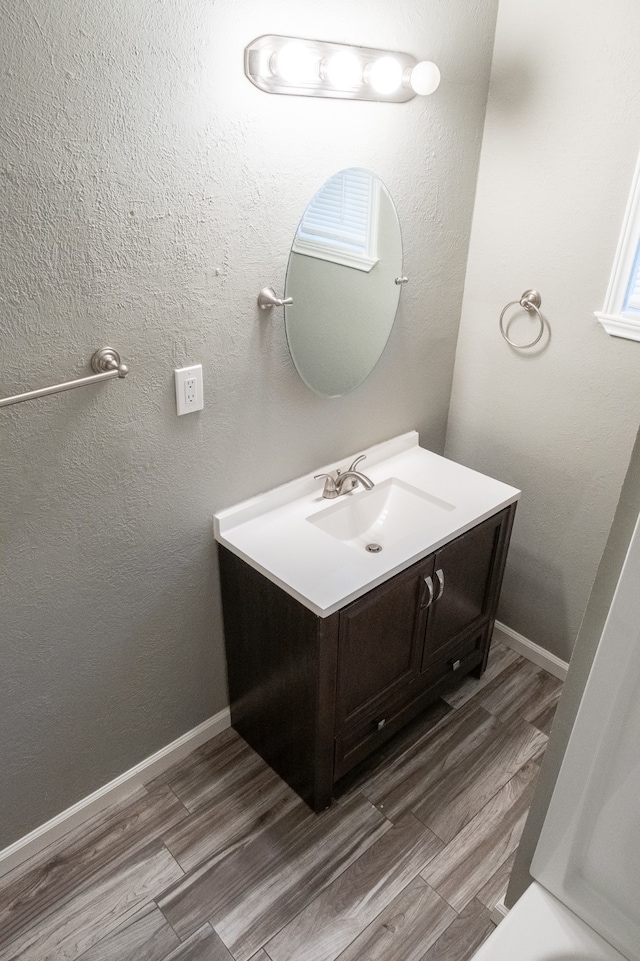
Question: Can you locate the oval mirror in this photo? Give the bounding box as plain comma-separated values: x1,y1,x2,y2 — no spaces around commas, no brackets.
284,168,403,397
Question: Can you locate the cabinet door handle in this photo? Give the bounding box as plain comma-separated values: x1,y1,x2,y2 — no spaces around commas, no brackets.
435,568,445,601
422,575,434,609
377,718,386,730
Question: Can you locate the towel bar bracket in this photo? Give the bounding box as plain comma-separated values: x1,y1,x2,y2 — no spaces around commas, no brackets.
90,347,128,376
0,347,129,409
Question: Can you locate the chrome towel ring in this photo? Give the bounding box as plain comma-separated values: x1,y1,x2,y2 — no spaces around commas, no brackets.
499,289,545,349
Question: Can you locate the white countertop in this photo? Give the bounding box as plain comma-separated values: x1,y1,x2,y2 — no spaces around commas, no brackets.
214,432,520,617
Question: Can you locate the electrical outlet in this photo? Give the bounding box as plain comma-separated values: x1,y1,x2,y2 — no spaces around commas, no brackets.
184,376,197,406
175,364,204,415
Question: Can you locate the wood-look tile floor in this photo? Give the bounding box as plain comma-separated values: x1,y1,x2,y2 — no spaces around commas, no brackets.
0,643,562,961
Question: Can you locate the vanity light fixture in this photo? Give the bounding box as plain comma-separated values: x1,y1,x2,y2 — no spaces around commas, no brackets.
244,35,440,103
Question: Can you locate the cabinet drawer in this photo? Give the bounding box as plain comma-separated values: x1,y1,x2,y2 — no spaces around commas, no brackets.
422,630,485,687
333,636,484,781
333,678,426,780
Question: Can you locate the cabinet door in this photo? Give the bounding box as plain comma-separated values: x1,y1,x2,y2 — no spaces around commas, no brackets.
422,511,505,668
335,558,433,731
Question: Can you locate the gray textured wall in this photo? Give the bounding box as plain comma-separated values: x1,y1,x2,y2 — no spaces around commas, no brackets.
446,0,640,661
0,0,498,847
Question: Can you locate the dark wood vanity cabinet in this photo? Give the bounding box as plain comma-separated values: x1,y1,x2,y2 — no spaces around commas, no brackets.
219,503,516,811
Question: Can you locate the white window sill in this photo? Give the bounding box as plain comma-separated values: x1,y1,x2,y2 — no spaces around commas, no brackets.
292,237,378,273
595,312,640,342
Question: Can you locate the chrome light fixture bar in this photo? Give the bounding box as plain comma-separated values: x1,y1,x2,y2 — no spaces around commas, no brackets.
244,35,441,103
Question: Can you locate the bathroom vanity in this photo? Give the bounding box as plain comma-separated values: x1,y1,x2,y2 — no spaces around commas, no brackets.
215,433,519,810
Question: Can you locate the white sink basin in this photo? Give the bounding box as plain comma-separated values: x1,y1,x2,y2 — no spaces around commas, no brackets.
308,478,455,551
214,431,520,617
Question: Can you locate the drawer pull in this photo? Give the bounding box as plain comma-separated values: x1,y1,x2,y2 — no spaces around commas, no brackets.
422,575,434,609
435,568,445,600
377,718,386,730
451,659,461,671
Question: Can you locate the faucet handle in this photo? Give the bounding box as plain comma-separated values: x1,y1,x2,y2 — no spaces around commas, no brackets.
347,454,366,473
314,472,339,499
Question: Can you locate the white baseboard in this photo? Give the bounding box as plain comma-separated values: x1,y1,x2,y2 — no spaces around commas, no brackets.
0,707,230,880
490,897,509,926
493,621,569,681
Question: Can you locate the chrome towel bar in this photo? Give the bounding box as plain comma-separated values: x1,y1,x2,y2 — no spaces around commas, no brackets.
0,347,129,409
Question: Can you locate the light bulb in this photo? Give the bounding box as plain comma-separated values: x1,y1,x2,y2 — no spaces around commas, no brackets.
409,60,441,95
272,42,319,84
368,56,403,95
324,50,362,88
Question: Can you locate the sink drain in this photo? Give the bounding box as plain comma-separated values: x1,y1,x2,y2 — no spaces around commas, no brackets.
366,543,382,553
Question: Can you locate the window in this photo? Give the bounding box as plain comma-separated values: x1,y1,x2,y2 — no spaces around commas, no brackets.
292,168,380,272
596,151,640,342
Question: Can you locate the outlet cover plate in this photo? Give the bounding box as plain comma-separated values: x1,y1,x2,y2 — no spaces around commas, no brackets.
175,364,204,415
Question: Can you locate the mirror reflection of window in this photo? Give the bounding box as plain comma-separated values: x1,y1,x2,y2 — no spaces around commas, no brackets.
292,168,380,272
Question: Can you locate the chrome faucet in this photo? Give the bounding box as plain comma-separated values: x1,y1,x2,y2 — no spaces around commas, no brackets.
315,454,375,499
